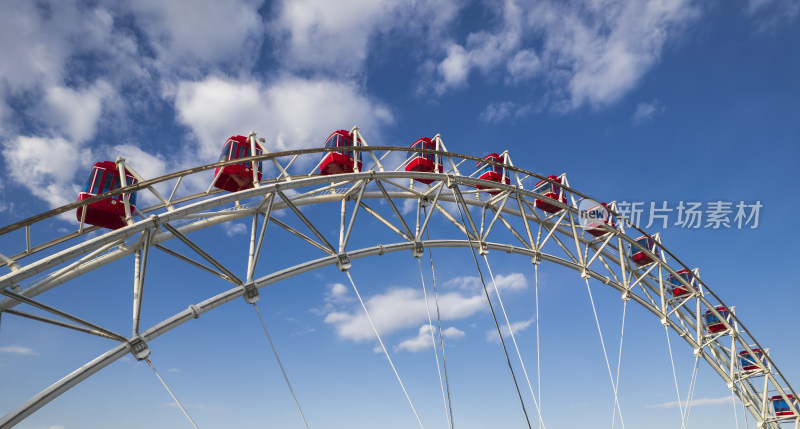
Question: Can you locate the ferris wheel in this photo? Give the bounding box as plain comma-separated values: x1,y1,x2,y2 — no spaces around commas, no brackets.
0,127,797,429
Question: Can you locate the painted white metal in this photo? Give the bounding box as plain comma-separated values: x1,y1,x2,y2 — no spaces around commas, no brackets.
0,146,796,428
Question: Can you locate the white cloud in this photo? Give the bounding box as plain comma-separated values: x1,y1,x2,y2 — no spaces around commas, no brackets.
480,101,533,123
494,272,528,291
0,345,39,356
442,326,465,339
167,368,181,373
632,99,664,124
746,0,799,32
128,0,265,72
444,272,527,292
324,287,486,342
272,0,461,76
486,316,535,343
37,425,65,429
397,325,437,352
395,325,466,353
424,0,697,110
174,76,394,165
648,395,733,409
222,222,247,237
42,81,115,143
1,136,91,209
327,282,352,303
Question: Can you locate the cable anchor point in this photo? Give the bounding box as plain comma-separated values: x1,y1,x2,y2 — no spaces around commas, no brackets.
412,241,424,258
243,282,260,304
336,253,351,271
129,336,151,361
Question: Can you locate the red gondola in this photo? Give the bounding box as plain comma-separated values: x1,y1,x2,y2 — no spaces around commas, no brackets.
76,161,137,230
772,395,797,417
534,175,566,213
584,202,615,237
405,137,443,184
631,235,659,265
704,306,730,333
320,130,363,176
667,268,696,297
739,349,765,372
213,135,263,193
475,153,510,195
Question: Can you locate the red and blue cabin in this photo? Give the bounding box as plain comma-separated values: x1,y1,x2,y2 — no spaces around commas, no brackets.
474,153,509,195
668,269,696,297
585,202,615,237
213,135,263,193
405,137,443,184
631,235,659,265
739,349,765,372
772,395,797,417
76,161,138,230
534,175,566,213
321,130,364,176
704,306,730,333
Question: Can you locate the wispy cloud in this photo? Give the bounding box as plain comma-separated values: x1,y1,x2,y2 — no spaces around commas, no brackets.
486,317,536,343
421,0,699,110
324,287,486,342
221,222,247,237
746,0,799,32
396,325,466,353
632,99,665,125
480,101,533,124
648,395,733,409
0,345,39,356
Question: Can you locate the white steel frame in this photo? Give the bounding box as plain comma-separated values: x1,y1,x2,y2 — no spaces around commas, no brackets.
0,136,797,428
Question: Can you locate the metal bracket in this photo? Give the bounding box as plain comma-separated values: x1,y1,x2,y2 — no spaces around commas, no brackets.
531,252,541,265
129,337,151,361
412,241,424,258
446,175,457,189
478,241,489,256
336,253,351,271
243,282,260,304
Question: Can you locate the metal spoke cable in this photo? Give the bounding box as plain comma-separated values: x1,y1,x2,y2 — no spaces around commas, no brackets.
681,355,701,429
145,357,200,429
740,390,750,429
417,257,453,429
253,303,310,429
535,264,542,429
664,325,685,419
583,277,626,429
451,193,533,429
483,254,545,428
344,270,426,429
611,300,628,429
423,207,456,429
731,389,740,429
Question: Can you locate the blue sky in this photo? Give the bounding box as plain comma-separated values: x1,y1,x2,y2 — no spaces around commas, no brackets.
1,0,799,428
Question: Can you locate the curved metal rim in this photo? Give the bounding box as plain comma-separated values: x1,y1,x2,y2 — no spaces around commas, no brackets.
0,151,795,427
